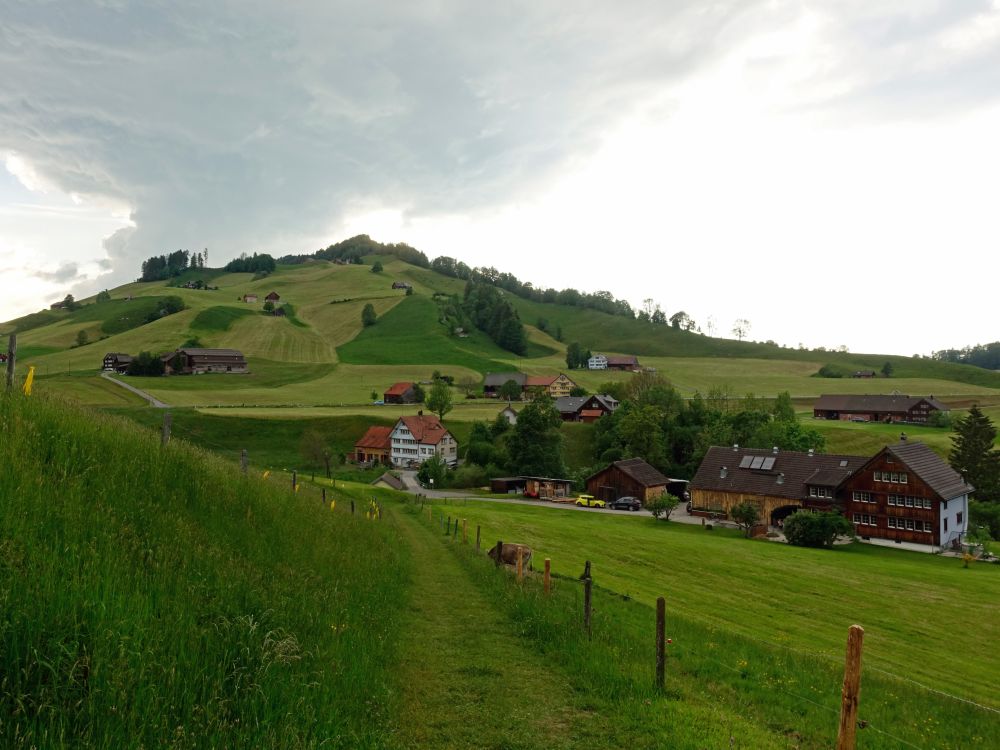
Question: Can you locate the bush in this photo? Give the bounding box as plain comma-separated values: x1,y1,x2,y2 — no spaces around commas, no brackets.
927,410,954,429
126,351,165,377
649,494,679,521
783,511,854,548
970,500,1000,540
449,464,488,489
816,363,844,378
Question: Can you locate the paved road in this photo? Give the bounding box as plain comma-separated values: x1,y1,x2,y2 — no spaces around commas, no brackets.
397,469,744,528
101,372,170,408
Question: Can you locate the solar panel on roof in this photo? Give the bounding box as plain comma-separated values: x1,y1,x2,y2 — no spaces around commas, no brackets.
840,460,848,467
749,456,765,470
739,456,754,469
761,457,775,470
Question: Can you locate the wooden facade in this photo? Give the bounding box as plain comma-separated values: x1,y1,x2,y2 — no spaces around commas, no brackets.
688,488,807,522
523,477,572,500
585,458,670,506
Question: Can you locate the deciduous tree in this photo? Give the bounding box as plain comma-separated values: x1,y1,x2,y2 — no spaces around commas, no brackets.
426,381,453,419
731,318,751,341
731,501,759,537
361,303,377,327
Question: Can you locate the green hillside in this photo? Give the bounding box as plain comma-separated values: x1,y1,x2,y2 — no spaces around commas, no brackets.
4,254,1000,411
0,392,407,747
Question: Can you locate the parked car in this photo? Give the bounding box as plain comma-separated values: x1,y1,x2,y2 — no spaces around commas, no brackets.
574,494,606,508
608,496,642,511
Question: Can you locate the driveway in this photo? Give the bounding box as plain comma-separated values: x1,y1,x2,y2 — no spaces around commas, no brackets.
101,372,170,408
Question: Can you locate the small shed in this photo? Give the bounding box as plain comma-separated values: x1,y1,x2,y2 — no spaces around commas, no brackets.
384,382,416,404
243,294,258,303
498,406,518,425
586,458,670,505
523,476,573,500
265,291,281,302
372,472,406,491
490,477,528,494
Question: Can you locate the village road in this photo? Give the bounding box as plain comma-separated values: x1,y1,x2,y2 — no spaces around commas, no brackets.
101,372,170,408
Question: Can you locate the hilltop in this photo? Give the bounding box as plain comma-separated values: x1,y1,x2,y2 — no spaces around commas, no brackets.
5,246,1000,415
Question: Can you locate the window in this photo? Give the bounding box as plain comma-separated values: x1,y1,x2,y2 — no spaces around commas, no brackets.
944,518,948,532
900,473,908,484
923,521,933,533
922,498,932,510
891,472,899,483
887,518,897,529
888,495,897,506
957,512,964,525
905,519,915,531
853,513,861,523
852,491,872,503
874,471,883,482
904,497,915,508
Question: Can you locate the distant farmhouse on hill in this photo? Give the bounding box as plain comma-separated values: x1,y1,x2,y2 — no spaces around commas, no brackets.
483,372,577,400
162,348,248,375
102,353,133,374
588,353,641,371
242,293,258,303
384,382,417,404
813,394,948,424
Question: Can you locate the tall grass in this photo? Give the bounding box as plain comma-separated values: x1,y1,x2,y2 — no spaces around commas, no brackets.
0,393,408,748
402,499,1000,749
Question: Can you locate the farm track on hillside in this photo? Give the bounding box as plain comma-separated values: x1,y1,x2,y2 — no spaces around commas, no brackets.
391,510,609,749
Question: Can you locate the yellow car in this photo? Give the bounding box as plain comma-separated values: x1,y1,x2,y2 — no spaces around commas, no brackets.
574,494,606,508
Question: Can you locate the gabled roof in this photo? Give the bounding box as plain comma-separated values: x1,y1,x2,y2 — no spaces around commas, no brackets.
690,446,867,501
884,442,973,500
484,372,526,387
814,394,949,413
373,472,406,490
355,425,392,450
587,457,671,488
384,381,414,396
264,291,280,300
554,396,587,414
526,375,557,387
606,355,639,366
104,352,132,361
397,415,451,445
174,348,246,358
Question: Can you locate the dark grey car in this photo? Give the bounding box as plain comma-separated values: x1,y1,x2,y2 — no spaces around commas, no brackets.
608,496,642,511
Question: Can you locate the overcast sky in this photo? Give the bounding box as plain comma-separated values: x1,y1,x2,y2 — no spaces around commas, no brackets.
2,1,998,355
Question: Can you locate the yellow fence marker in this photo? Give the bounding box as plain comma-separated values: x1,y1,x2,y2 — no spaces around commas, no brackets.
330,499,336,511
22,365,35,396
262,470,271,480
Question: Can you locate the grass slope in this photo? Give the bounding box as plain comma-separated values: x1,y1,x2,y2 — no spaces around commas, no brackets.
0,393,407,747
338,294,512,372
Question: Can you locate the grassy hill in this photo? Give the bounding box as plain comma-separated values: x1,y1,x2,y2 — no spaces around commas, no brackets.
4,254,1000,412
0,392,407,747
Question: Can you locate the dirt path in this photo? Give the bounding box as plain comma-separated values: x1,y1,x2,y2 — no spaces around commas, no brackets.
390,510,601,749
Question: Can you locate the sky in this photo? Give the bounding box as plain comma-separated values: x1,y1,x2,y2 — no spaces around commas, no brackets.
1,0,999,356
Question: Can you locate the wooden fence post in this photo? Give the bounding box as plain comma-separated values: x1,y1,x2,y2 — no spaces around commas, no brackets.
322,487,327,505
240,448,248,475
446,516,451,535
291,470,297,492
462,519,467,543
476,525,481,552
453,517,459,537
544,558,551,595
351,499,355,515
494,540,503,567
836,625,865,750
584,576,593,639
5,333,15,392
655,597,666,691
516,546,524,582
161,412,172,447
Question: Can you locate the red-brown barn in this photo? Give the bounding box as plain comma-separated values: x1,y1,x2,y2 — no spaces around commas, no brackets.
586,458,671,505
384,382,416,404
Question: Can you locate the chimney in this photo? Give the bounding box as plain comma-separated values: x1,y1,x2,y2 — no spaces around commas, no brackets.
900,431,907,442
776,473,785,485
772,446,779,454
732,444,739,452
417,409,423,416
808,449,814,457
720,466,728,479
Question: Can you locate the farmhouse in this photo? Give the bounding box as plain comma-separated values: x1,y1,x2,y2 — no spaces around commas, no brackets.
390,413,458,467
606,355,641,372
690,445,867,525
813,394,949,423
587,354,608,370
243,294,258,303
264,291,280,303
841,441,972,549
585,458,671,504
102,352,132,373
853,370,877,378
689,441,971,549
483,372,577,399
391,281,412,290
354,426,392,465
161,348,248,375
384,381,417,404
554,394,619,422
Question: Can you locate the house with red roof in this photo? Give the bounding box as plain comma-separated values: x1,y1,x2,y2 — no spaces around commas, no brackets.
353,426,393,465
390,413,458,467
384,381,416,404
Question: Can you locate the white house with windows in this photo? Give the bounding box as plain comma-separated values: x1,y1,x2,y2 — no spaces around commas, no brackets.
587,354,608,370
390,414,458,468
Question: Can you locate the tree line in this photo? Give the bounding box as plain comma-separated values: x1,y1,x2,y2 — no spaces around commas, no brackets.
932,342,1000,371
139,249,209,281
279,234,431,268
224,252,276,274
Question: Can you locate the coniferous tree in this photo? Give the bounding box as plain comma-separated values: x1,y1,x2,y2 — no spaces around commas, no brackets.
950,405,1000,502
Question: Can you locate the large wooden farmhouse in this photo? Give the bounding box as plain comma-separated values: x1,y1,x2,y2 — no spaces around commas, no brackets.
689,440,971,549
813,394,948,423
389,414,457,468
161,348,248,375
